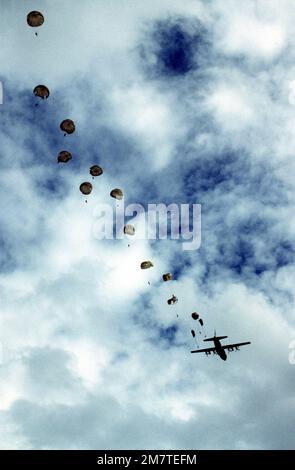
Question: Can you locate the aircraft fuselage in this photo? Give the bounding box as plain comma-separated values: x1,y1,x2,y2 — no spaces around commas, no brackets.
214,338,227,361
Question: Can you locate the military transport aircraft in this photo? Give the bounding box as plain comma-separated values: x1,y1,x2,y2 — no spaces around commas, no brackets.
191,332,251,361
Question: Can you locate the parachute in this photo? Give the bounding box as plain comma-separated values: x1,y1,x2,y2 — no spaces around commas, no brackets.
167,295,178,305
191,312,199,320
80,182,92,195
162,273,172,282
141,261,153,269
90,165,103,177
60,119,75,135
27,11,44,28
110,188,123,200
124,225,135,236
33,85,49,100
58,151,72,163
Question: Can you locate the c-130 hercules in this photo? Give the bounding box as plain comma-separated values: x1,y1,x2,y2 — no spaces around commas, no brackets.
191,331,251,361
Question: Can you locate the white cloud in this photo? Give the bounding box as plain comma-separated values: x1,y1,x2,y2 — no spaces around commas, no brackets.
221,18,285,59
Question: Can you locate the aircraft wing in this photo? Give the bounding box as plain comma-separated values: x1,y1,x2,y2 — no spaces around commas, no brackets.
191,347,216,354
222,342,251,350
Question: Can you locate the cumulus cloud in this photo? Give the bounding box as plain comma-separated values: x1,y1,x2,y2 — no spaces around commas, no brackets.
0,0,294,450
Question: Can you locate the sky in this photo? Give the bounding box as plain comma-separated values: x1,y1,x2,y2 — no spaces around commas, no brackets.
0,0,295,450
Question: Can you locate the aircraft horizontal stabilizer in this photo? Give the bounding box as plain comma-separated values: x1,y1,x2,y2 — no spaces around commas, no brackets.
204,335,227,342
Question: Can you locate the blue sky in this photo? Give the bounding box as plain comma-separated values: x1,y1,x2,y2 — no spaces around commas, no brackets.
0,0,294,449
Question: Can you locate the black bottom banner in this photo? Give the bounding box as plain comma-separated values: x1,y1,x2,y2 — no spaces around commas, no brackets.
0,450,293,467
